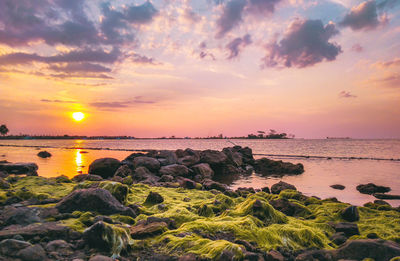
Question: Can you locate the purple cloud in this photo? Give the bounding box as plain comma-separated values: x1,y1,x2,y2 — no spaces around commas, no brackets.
339,91,357,98
351,44,363,52
226,34,252,59
216,0,246,38
340,0,386,31
90,97,156,109
262,19,342,68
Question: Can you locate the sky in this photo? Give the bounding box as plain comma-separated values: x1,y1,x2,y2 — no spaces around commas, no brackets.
0,0,399,138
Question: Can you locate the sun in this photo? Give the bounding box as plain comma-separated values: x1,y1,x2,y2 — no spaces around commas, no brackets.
72,112,85,122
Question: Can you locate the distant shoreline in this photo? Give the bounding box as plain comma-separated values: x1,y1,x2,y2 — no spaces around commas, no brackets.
0,136,291,140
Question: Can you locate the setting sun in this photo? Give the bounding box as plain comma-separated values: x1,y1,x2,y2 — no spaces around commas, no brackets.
72,112,85,122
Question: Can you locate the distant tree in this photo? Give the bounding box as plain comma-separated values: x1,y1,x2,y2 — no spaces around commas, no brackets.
0,124,9,136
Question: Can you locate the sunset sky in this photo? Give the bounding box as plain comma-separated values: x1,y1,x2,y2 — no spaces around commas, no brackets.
0,0,399,138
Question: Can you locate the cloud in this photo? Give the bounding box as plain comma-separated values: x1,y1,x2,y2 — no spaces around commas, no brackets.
339,90,357,98
246,0,282,15
216,0,247,38
374,58,400,68
198,42,216,60
89,97,156,109
351,43,363,52
132,54,158,64
40,99,75,103
226,34,252,59
262,19,342,68
48,63,112,73
339,0,389,31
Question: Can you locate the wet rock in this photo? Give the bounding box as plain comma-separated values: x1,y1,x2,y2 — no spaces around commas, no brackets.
237,146,255,165
133,166,159,184
356,183,391,195
114,164,132,178
266,250,284,261
89,255,113,261
331,222,360,237
0,162,38,176
133,156,161,172
178,178,197,189
72,174,103,182
37,151,51,158
200,150,228,167
88,158,121,179
159,164,191,177
177,149,201,167
159,175,174,182
374,193,400,200
17,244,46,261
202,179,228,192
330,184,345,190
0,222,70,241
269,198,306,217
56,188,135,217
330,232,347,245
45,239,73,256
0,177,10,189
254,158,304,176
0,239,31,257
130,221,168,239
295,249,333,261
333,239,400,260
340,206,359,222
2,207,41,226
144,191,164,205
271,181,297,194
222,147,243,167
154,150,178,166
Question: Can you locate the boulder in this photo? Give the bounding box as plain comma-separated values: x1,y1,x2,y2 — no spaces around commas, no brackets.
37,151,51,158
133,166,159,184
177,149,201,166
72,174,103,182
341,206,359,222
133,156,161,172
356,183,391,195
331,222,360,237
330,232,347,245
200,150,228,167
295,249,333,261
130,221,168,239
114,164,132,178
271,181,297,194
88,158,121,179
265,250,285,261
45,240,73,256
202,179,228,192
333,239,400,260
0,162,38,176
2,207,41,226
191,163,214,179
237,146,255,165
17,244,46,261
254,158,304,176
159,164,191,177
269,198,307,217
0,239,31,257
154,150,178,165
330,184,345,190
56,188,135,217
159,175,174,182
178,178,197,189
0,222,70,241
144,191,164,205
222,147,243,167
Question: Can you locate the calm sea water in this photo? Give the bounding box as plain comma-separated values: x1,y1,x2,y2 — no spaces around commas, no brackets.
1,139,399,206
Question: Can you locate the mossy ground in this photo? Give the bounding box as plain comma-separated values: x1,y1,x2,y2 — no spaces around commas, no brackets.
1,176,400,259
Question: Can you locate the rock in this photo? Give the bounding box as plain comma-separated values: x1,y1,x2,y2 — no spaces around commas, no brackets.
271,181,297,194
374,199,391,206
122,176,133,185
83,221,132,254
37,151,51,158
177,149,201,166
237,146,255,165
374,193,400,200
159,164,191,177
333,239,400,260
330,232,347,245
341,206,359,222
200,150,228,167
0,177,10,189
114,164,132,178
179,253,197,261
222,147,243,167
89,255,113,261
45,240,73,256
202,179,228,192
2,207,41,226
0,222,70,241
154,150,178,165
72,174,103,182
88,158,121,179
0,170,8,178
178,178,197,189
130,221,168,239
0,162,38,176
159,175,174,182
133,156,161,172
17,244,46,261
254,158,304,176
261,187,270,193
56,188,135,217
266,250,284,261
97,181,129,204
0,239,31,257
331,222,360,237
295,249,333,261
269,198,307,217
144,191,164,205
367,232,379,239
356,183,391,195
191,163,214,180
133,166,159,184
217,249,236,261
330,184,345,190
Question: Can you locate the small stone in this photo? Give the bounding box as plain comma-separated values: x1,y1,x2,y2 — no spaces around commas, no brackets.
330,184,345,190
144,191,164,205
37,151,52,158
341,206,359,222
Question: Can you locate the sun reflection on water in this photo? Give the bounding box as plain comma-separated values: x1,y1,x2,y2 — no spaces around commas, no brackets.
75,149,83,174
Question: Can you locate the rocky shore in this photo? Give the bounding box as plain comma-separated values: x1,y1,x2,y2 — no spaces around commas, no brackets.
0,146,399,261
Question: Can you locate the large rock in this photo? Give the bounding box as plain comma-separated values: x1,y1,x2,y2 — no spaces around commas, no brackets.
202,179,228,192
356,183,391,195
237,146,255,165
0,239,31,257
333,239,400,260
153,150,178,166
72,174,103,182
56,188,135,217
159,164,190,177
200,150,228,166
130,221,168,239
114,164,132,178
0,162,38,176
191,163,214,180
17,244,46,261
2,207,41,226
271,181,297,194
254,158,304,176
133,166,159,184
341,206,359,222
269,198,308,217
88,158,121,179
331,222,360,237
0,222,70,241
222,147,243,167
45,240,73,257
133,156,161,172
144,191,164,205
177,149,201,167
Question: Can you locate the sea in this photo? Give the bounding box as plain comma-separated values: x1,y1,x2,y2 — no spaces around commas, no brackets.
1,139,399,207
